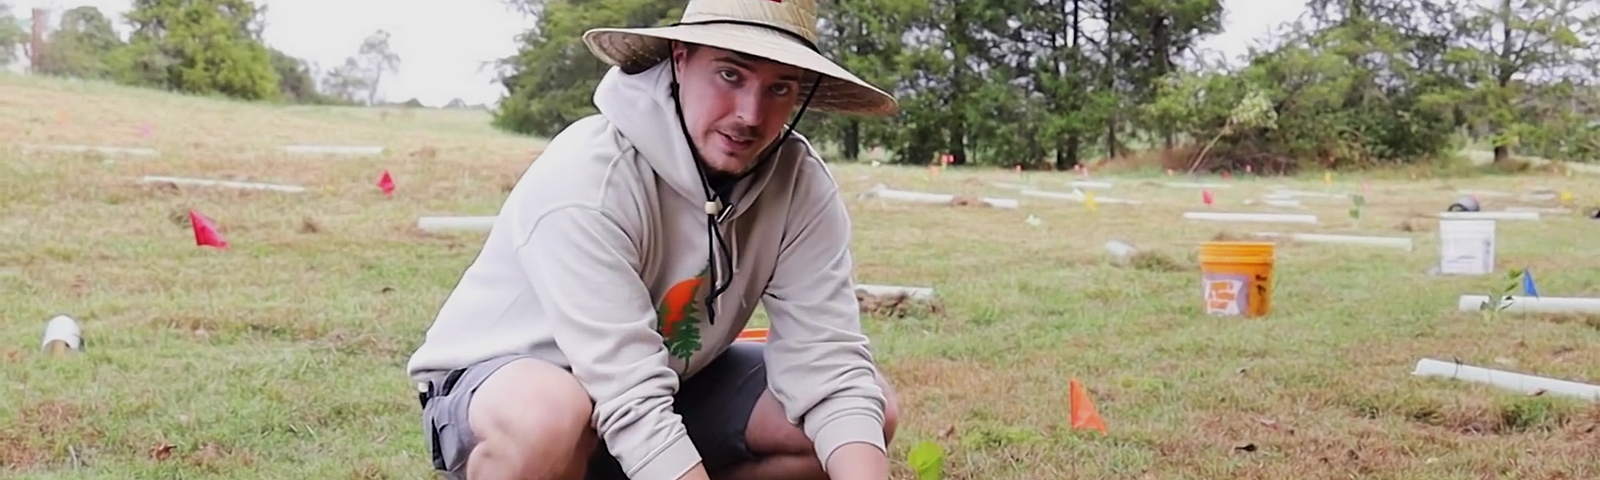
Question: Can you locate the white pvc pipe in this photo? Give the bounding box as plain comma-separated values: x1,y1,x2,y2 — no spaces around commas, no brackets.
864,184,1018,209
41,315,82,352
855,284,935,300
1252,232,1413,250
1268,189,1348,199
1069,181,1113,189
27,144,158,157
1103,240,1138,259
1505,207,1569,214
1438,211,1540,221
1248,198,1305,209
140,175,306,193
1184,212,1319,224
282,145,385,155
1020,189,1140,205
417,216,496,232
1163,182,1231,189
1413,358,1600,401
1457,295,1600,314
991,182,1031,190
1457,189,1513,198
1020,189,1080,201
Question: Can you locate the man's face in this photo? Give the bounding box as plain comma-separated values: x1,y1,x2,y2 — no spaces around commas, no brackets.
671,43,807,176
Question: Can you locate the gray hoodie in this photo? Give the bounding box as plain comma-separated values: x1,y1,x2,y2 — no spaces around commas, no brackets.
405,61,885,480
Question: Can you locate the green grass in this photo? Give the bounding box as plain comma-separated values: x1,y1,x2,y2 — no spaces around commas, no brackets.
6,72,1600,479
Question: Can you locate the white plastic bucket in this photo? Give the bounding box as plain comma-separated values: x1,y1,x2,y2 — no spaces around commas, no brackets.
1438,219,1495,275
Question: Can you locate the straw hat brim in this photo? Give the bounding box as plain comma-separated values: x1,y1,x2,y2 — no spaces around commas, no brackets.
582,23,898,117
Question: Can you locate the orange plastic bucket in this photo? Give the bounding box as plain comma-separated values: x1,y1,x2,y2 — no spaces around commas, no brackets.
1198,241,1276,318
736,327,768,343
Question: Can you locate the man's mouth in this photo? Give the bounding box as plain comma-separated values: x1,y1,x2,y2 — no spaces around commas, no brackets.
718,132,755,150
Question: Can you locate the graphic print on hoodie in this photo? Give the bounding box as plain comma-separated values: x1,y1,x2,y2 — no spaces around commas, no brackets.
656,267,708,363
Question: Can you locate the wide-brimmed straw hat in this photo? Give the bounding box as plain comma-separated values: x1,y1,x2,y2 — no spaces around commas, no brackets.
581,0,898,117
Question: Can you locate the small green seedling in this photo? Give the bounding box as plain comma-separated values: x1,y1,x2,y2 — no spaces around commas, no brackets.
1477,269,1522,321
1348,194,1365,227
907,440,945,480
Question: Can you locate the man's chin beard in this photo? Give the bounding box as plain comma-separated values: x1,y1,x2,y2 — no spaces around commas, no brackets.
701,158,749,178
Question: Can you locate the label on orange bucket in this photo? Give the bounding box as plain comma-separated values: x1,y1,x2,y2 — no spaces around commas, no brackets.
1203,273,1250,316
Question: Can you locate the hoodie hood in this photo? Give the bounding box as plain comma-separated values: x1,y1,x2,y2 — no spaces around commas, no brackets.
593,62,780,218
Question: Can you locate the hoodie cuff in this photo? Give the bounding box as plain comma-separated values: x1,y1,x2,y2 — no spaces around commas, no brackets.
629,433,702,480
812,414,887,471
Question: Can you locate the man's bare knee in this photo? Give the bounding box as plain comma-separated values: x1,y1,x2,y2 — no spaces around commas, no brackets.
467,359,595,480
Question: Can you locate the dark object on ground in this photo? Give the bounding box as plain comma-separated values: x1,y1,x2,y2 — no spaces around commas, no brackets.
1448,195,1481,212
1588,207,1599,219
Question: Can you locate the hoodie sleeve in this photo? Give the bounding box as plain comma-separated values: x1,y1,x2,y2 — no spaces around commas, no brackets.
516,204,701,480
761,184,888,470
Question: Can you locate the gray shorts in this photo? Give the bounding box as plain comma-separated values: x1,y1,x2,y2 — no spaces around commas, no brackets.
420,342,769,480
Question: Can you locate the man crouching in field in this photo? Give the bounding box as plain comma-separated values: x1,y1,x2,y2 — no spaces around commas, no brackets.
403,1,903,479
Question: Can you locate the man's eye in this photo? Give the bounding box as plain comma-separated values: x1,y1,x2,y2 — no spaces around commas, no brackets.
719,70,739,82
771,84,792,95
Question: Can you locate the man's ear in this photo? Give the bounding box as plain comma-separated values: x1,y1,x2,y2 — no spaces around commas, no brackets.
670,41,691,67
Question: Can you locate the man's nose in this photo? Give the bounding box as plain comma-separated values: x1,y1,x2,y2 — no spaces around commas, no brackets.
733,89,764,125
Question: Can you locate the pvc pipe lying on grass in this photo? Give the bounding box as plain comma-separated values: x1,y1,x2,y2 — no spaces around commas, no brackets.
1269,189,1349,199
1505,207,1570,214
1069,181,1113,189
1020,189,1141,205
1456,295,1600,314
855,284,935,300
1245,198,1305,209
862,184,1019,209
1412,358,1600,401
1252,232,1413,250
1163,182,1231,189
1103,240,1138,260
139,175,305,193
1457,189,1513,198
281,145,385,155
417,216,496,232
27,144,158,157
1438,211,1540,221
1183,212,1319,224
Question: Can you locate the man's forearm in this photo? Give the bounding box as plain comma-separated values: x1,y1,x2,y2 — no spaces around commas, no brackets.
675,463,712,480
824,443,889,480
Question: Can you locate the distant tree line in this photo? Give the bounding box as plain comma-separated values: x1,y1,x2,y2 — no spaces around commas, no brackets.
0,0,455,108
493,0,1600,171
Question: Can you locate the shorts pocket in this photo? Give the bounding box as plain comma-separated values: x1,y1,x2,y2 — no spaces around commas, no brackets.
423,396,473,475
435,418,471,473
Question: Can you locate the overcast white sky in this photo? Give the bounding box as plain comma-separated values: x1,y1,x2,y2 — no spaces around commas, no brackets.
9,0,1308,107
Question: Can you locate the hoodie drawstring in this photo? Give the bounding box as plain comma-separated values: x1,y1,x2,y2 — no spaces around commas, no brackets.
666,50,820,326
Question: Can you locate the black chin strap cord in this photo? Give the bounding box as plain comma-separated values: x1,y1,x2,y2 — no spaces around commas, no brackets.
665,47,820,326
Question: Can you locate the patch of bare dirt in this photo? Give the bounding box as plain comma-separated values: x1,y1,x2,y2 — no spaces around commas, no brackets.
857,290,942,318
1395,218,1433,232
0,400,96,470
948,195,988,208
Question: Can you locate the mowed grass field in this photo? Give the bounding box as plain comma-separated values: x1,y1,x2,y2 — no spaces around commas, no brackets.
5,72,1600,480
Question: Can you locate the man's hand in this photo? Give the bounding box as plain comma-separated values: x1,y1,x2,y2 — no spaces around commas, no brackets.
824,442,889,480
675,463,712,480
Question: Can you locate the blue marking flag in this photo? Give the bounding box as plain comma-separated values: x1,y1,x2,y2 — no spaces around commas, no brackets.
1522,268,1540,297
